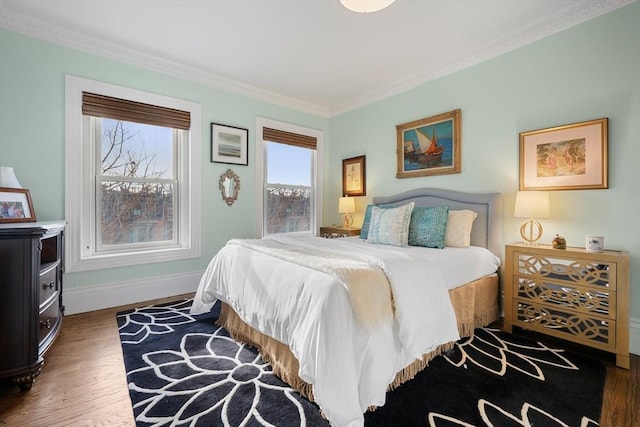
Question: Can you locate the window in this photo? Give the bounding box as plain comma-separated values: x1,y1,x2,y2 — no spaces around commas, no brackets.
256,118,323,237
65,76,201,272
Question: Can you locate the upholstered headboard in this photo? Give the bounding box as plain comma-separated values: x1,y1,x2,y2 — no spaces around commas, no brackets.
372,188,502,257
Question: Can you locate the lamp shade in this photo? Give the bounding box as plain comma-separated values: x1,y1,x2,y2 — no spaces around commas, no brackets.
514,191,550,219
0,166,22,188
340,0,395,13
338,196,355,214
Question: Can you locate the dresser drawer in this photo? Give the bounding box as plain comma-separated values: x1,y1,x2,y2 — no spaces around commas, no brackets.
39,262,59,307
514,300,616,352
514,277,614,319
38,295,61,348
515,251,615,291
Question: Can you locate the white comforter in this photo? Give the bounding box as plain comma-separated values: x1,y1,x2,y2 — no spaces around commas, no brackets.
191,234,500,427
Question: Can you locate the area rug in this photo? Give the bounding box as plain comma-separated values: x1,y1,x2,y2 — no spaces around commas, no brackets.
117,299,606,426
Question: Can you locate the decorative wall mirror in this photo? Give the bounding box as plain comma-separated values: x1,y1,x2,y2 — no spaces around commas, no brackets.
219,169,240,206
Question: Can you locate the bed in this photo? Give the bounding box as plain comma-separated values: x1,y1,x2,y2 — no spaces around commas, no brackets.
191,188,502,427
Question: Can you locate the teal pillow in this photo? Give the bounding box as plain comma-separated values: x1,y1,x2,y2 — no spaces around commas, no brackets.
408,205,449,248
366,202,415,247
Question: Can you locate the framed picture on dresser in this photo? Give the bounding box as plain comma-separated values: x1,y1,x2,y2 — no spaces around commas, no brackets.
0,187,36,223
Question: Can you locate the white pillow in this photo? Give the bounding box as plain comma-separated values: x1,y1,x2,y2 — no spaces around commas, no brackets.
445,209,478,247
366,202,415,247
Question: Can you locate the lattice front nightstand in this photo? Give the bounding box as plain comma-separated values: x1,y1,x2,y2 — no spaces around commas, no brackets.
319,226,361,239
503,243,630,368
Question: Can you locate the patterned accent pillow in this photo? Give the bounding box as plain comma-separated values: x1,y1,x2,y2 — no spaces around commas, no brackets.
408,205,449,248
445,209,478,247
366,202,415,247
360,204,392,239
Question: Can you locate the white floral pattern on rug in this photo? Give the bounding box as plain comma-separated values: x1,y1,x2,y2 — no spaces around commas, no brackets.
118,300,196,344
428,399,599,427
126,328,316,426
444,327,578,380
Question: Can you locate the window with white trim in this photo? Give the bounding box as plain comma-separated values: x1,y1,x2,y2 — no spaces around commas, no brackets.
65,76,201,272
255,118,322,237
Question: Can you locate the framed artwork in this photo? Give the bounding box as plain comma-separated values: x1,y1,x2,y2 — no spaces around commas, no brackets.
211,123,248,166
342,155,366,196
396,109,461,178
519,118,608,190
0,187,36,223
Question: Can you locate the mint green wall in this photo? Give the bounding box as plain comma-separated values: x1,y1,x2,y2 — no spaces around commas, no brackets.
1,3,638,327
0,29,329,289
328,3,640,324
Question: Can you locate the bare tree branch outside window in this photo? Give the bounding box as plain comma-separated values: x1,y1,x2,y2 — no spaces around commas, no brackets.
99,119,175,246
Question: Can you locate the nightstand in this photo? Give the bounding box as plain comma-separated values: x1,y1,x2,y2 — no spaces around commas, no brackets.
319,226,361,238
503,243,630,368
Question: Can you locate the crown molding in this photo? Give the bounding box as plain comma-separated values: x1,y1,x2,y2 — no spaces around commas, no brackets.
0,3,330,118
1,0,635,118
330,0,636,116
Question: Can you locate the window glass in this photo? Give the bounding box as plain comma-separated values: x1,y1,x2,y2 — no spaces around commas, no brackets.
97,119,177,249
265,142,314,234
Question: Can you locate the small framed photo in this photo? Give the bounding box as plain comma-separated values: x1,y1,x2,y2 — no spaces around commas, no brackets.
586,235,604,253
396,109,461,178
211,123,248,166
342,155,366,196
0,187,36,223
519,118,608,190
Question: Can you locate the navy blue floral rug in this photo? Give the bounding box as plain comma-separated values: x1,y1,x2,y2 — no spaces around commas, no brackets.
117,299,606,426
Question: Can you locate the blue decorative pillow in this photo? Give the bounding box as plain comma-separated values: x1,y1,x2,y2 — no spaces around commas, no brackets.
408,205,449,248
366,202,415,247
360,205,375,239
360,204,392,239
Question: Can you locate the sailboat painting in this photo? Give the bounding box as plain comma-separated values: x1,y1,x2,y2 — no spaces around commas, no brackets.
396,109,461,178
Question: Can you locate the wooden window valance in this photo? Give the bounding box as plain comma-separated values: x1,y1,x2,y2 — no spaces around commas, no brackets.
263,127,317,150
82,92,191,130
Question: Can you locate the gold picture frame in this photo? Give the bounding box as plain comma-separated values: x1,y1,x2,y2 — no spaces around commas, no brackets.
342,155,366,196
0,187,37,223
519,118,608,190
396,109,461,178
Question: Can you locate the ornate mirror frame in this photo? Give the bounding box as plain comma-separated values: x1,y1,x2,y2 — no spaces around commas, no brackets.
219,169,240,206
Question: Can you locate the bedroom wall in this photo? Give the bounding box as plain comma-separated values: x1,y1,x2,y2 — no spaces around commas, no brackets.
1,3,638,355
327,2,640,355
0,28,329,311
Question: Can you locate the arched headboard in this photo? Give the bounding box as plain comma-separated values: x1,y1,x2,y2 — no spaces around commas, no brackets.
372,188,502,257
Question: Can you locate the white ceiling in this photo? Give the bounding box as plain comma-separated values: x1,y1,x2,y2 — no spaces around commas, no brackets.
0,0,633,116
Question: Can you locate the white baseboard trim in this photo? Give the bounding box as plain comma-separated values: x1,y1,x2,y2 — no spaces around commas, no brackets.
63,271,203,315
630,317,640,356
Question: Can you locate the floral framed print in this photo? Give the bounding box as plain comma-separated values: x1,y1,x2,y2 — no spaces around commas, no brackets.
519,118,608,190
342,155,366,196
211,123,248,166
0,187,36,223
396,109,461,178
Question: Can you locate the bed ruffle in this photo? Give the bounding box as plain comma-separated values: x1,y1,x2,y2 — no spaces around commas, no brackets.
216,273,498,405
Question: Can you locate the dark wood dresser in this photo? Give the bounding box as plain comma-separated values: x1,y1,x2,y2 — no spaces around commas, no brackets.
0,221,66,390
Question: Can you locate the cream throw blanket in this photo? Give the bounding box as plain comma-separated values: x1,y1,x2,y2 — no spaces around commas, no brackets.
227,238,394,327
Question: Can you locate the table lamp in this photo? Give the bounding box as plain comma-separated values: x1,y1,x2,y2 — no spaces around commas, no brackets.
0,166,22,188
338,196,355,228
514,190,549,245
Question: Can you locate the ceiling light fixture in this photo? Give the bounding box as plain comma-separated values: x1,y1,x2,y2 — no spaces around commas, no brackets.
340,0,396,13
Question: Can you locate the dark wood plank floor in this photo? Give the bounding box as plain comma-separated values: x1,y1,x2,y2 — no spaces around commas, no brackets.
0,294,638,426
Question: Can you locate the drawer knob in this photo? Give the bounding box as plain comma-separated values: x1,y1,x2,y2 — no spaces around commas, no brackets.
43,281,55,290
40,319,52,329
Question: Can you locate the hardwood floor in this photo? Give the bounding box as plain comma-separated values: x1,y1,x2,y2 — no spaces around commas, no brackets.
1,294,638,427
